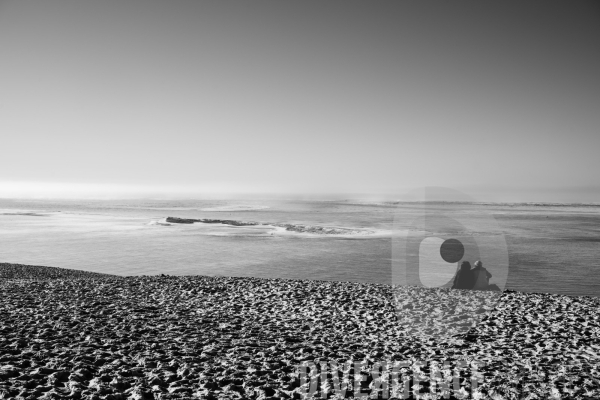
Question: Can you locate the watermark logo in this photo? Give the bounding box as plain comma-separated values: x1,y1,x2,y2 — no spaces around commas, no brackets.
297,358,595,399
391,187,509,339
298,359,485,400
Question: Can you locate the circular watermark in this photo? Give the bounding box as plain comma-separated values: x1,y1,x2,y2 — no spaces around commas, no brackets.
391,187,509,339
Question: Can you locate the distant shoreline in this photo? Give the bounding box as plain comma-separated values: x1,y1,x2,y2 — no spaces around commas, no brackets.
1,197,600,207
2,262,598,299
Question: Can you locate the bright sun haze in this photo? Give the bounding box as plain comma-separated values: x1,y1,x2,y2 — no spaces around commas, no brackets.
1,1,599,202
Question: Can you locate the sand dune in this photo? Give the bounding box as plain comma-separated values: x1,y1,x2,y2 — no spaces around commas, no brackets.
0,264,598,399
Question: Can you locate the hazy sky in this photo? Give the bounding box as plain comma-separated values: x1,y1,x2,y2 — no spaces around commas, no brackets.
1,1,599,201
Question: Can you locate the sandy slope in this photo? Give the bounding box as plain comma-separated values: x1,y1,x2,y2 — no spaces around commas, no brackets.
0,263,121,280
0,264,598,399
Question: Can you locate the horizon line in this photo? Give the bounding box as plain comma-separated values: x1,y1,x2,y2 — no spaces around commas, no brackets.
0,181,599,204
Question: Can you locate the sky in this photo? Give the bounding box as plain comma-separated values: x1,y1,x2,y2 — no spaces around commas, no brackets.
1,1,599,202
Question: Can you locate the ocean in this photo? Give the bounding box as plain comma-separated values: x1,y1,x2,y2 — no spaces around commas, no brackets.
0,198,598,297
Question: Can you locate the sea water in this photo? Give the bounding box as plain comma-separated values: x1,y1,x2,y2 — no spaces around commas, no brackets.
0,198,598,297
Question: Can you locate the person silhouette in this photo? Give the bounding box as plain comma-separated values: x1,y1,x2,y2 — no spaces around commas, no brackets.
452,261,475,290
471,260,492,290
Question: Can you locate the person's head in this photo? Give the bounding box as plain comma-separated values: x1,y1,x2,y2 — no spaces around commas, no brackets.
474,260,483,269
460,261,471,271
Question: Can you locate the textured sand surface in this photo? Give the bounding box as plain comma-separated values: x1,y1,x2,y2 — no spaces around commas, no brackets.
0,263,121,281
0,264,599,399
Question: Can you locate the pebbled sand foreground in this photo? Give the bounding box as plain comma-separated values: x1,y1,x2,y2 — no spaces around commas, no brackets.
0,263,122,281
0,264,599,399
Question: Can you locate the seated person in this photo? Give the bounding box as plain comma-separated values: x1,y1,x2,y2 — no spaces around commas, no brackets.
471,260,493,290
452,261,475,290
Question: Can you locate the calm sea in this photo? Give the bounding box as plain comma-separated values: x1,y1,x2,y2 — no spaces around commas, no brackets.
0,198,598,297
